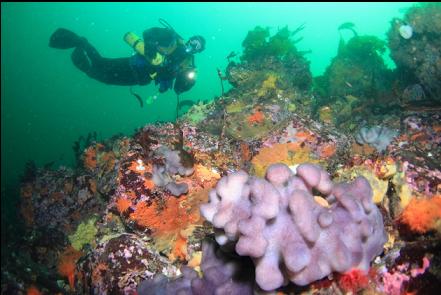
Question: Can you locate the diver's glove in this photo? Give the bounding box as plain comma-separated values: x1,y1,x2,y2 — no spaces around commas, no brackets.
155,78,173,93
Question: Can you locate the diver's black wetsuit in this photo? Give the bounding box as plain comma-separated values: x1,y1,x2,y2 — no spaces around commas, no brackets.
49,28,196,94
71,38,152,86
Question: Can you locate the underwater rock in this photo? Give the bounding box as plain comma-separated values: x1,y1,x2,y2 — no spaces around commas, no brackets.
81,233,177,294
10,110,441,294
137,239,254,295
19,166,105,234
355,125,398,153
388,3,441,102
181,101,214,125
225,62,255,88
201,163,387,291
188,25,314,144
313,34,393,105
402,84,426,105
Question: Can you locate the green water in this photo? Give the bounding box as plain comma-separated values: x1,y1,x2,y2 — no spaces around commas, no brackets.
1,2,413,192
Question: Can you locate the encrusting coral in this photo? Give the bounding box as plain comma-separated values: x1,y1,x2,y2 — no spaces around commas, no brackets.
201,162,387,291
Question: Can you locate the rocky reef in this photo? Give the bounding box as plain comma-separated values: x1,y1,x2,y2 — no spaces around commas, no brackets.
137,239,255,295
182,25,313,142
2,19,441,295
388,2,441,104
312,31,395,129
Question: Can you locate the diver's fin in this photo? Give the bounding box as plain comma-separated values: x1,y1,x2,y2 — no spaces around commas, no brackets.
49,28,80,49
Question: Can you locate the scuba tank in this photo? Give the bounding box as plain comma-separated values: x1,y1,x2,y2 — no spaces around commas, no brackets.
123,32,145,55
124,19,186,66
123,31,164,66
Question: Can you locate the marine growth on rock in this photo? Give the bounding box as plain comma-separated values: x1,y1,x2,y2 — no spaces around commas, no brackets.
355,125,398,153
201,162,387,291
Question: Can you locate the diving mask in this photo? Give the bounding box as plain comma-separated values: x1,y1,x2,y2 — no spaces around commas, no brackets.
185,36,206,54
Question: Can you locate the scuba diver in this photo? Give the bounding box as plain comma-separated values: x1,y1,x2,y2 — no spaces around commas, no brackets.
49,19,206,97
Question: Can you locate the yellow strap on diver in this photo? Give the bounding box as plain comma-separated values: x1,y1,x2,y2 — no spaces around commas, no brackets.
149,72,157,79
151,52,164,66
